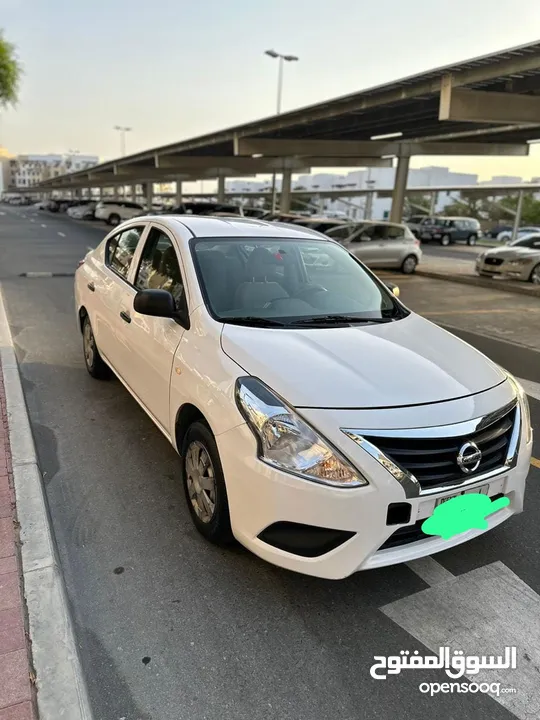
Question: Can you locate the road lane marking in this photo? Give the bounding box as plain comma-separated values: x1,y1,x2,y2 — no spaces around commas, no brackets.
406,557,454,585
57,232,66,237
41,224,46,228
383,561,540,719
30,219,35,223
531,457,540,469
517,378,540,403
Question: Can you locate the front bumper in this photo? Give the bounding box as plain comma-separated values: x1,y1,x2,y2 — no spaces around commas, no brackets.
476,258,532,281
216,388,532,580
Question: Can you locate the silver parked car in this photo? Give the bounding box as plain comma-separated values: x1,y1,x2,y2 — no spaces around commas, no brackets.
476,233,540,284
325,220,422,273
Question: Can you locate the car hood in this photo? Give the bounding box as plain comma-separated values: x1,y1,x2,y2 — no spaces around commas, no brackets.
483,246,540,260
221,313,506,409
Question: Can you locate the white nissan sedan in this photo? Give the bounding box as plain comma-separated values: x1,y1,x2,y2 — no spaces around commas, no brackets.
74,216,532,579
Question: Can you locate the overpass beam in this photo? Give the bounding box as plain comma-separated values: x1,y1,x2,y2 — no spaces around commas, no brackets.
390,154,410,223
440,78,540,125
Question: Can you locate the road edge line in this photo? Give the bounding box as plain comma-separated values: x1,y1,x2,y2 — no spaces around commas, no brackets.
0,285,94,720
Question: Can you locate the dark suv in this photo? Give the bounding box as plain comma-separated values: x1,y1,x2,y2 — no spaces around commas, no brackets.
419,217,481,246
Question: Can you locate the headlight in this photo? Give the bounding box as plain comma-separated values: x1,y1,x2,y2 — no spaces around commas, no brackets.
509,258,530,266
235,377,367,487
507,374,532,444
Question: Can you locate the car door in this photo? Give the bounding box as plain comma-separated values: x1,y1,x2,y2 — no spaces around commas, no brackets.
117,224,188,434
345,225,380,266
91,224,147,372
373,224,409,267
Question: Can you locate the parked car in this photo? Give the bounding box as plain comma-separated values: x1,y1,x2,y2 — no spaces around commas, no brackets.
94,200,145,226
418,217,482,246
476,233,540,284
485,224,513,239
406,215,435,238
67,201,96,220
241,207,268,219
290,216,347,234
32,200,49,210
496,226,540,243
325,220,422,273
74,215,531,579
158,202,243,217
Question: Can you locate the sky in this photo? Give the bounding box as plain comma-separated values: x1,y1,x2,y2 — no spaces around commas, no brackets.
1,0,540,182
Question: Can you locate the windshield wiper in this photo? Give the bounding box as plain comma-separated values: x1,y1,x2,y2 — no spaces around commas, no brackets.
290,314,395,326
223,316,286,327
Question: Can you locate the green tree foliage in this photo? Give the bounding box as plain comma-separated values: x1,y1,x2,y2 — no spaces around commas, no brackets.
0,30,21,108
499,193,540,225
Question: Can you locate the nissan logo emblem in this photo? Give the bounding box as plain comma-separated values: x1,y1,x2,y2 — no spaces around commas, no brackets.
457,441,482,474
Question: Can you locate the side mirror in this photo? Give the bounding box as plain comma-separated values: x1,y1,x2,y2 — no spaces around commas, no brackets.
133,289,190,328
385,282,400,298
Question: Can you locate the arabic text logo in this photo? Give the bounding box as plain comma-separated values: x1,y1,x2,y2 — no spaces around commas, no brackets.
370,646,517,680
421,493,510,540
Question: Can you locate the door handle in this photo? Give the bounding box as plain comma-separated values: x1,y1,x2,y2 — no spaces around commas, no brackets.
120,311,131,324
87,282,95,292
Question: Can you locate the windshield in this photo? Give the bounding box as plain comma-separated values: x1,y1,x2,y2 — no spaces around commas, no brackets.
191,237,406,327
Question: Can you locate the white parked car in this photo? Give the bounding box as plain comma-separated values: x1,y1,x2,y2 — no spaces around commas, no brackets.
94,200,145,226
476,233,540,283
74,216,532,579
67,201,96,220
497,226,540,243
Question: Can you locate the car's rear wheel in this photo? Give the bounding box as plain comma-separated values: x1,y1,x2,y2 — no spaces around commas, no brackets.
467,234,477,246
181,421,233,545
401,255,418,274
108,213,120,226
530,263,540,284
82,316,111,379
440,234,451,246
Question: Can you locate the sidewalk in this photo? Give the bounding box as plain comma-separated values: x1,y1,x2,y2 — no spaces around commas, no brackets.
0,363,37,720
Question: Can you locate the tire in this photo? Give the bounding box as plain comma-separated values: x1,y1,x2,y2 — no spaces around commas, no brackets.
401,255,418,274
82,316,111,380
530,263,540,285
108,213,121,226
467,234,477,246
181,421,233,545
440,235,451,246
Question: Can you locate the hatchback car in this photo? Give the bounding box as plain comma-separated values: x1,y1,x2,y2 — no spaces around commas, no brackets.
325,220,422,273
74,216,532,579
476,233,540,284
94,200,145,226
420,217,481,245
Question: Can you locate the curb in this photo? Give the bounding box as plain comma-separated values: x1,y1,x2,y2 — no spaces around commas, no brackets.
417,269,540,298
0,287,94,720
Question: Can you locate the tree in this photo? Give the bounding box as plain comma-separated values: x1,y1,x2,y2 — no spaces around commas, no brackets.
0,31,22,108
499,193,540,225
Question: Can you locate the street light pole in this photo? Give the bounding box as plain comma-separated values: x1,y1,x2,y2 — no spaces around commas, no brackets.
265,50,298,213
114,126,132,157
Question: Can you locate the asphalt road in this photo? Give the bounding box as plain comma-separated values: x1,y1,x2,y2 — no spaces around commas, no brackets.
1,206,539,720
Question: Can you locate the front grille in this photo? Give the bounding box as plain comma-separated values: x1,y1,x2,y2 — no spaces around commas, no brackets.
484,257,504,266
363,407,516,491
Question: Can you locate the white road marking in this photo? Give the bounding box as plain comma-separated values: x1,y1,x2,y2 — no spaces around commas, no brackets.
25,272,53,278
382,561,540,719
41,223,47,228
57,232,66,237
405,557,454,586
0,211,5,216
30,220,35,223
517,378,540,403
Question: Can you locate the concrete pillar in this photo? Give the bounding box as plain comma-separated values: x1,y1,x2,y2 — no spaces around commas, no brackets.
143,182,153,209
280,169,292,213
217,175,226,203
131,184,138,202
175,179,183,205
429,191,438,216
511,190,524,242
390,154,410,224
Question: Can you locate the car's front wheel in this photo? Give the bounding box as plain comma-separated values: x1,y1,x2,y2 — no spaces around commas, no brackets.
440,234,451,246
467,234,477,246
108,213,121,226
530,263,540,285
82,316,111,379
181,421,233,545
401,255,418,274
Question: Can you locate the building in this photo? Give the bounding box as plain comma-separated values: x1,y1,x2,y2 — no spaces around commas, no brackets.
0,152,99,193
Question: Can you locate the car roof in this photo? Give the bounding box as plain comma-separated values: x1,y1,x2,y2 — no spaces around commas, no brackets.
135,214,335,239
